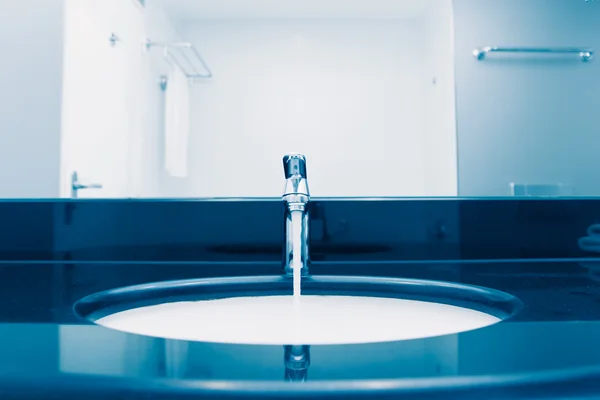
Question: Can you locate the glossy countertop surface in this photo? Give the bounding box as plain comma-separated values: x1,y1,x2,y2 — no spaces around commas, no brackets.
3,260,600,399
3,198,600,262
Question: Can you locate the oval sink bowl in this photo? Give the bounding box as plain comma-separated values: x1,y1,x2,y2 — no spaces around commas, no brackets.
75,276,521,346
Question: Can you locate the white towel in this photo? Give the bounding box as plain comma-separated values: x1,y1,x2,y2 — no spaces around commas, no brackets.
164,64,190,177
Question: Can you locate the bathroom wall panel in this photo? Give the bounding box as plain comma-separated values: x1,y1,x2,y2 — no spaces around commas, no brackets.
180,19,444,197
0,0,64,198
454,0,600,196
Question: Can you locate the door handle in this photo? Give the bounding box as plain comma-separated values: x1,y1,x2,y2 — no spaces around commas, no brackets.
71,171,103,198
72,182,103,190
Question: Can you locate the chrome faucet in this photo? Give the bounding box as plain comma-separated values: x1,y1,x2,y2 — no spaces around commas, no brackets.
284,345,311,382
282,153,310,276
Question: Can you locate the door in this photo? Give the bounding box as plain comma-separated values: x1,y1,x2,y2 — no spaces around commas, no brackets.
60,0,135,198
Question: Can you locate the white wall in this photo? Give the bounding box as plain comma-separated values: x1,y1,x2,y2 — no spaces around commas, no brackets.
60,0,186,199
0,0,183,199
454,0,600,196
181,19,429,197
0,1,458,199
0,0,64,198
422,0,457,197
139,0,191,197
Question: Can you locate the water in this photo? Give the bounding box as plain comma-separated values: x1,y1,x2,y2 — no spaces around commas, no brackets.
291,210,303,299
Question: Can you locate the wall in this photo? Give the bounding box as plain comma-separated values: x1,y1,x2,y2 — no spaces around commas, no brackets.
0,0,182,199
60,0,186,199
0,0,64,198
140,0,191,198
421,0,457,196
181,19,428,197
454,0,600,196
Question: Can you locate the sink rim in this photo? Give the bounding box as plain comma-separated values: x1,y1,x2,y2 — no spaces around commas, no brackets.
75,275,522,327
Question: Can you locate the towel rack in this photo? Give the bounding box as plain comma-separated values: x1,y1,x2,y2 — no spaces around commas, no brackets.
145,39,213,80
473,46,594,62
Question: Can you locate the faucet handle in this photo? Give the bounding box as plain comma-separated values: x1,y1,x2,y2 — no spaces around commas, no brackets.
283,153,307,179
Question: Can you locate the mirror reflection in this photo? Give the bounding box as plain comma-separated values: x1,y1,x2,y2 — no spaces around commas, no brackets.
284,345,311,382
2,0,598,198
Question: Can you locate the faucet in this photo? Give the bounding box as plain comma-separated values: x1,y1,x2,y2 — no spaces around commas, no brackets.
282,153,310,277
284,345,311,382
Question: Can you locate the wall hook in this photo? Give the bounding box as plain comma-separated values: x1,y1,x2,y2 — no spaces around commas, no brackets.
159,76,168,91
109,33,120,47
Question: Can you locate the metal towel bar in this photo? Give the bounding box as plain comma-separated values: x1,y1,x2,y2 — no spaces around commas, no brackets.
145,39,213,80
473,46,594,62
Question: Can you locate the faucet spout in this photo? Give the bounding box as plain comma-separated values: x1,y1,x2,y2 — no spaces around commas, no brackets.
283,153,310,201
282,153,310,276
283,153,308,180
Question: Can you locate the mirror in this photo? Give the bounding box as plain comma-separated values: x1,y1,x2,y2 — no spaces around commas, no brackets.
1,0,598,198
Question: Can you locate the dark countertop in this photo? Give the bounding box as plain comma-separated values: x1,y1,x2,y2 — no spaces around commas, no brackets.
3,198,600,263
2,260,600,399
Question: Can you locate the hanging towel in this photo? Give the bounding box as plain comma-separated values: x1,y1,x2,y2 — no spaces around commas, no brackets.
164,64,190,177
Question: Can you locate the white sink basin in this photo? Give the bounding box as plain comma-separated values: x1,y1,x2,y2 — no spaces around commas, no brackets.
76,276,521,346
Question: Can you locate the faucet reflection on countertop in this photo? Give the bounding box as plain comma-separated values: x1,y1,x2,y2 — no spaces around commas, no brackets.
284,345,311,382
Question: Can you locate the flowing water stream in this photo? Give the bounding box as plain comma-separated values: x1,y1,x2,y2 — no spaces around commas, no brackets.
291,210,303,299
